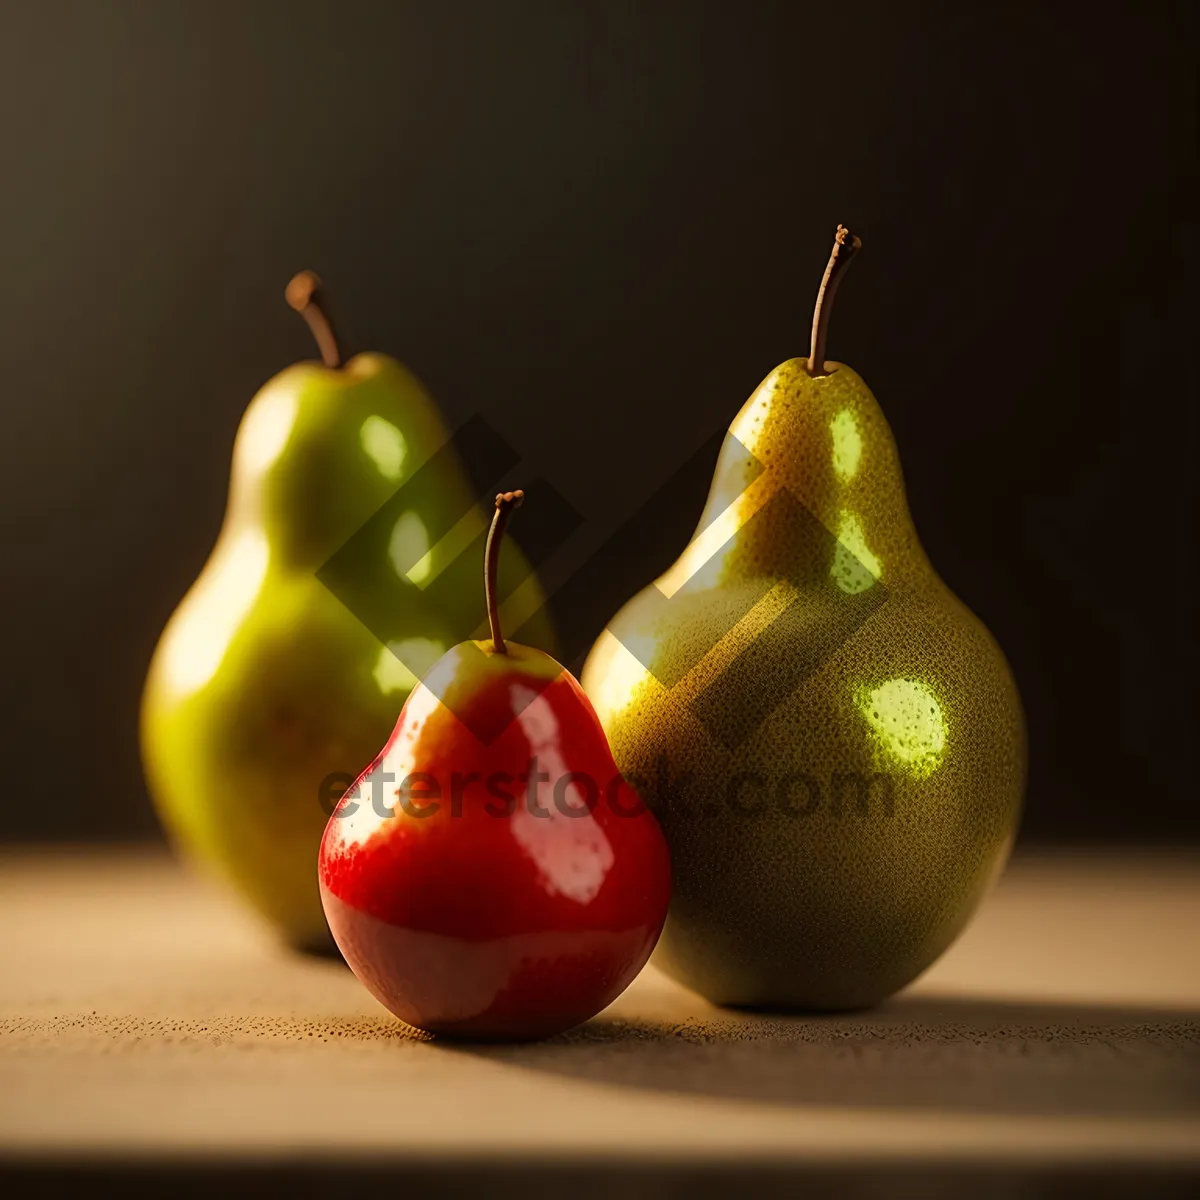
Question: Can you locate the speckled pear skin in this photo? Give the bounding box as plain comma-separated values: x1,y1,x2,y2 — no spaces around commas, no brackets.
581,358,1025,1010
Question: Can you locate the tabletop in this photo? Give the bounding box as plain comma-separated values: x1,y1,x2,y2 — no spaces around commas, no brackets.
1,847,1198,1196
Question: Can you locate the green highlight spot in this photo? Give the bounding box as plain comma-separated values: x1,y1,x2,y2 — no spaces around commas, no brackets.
389,512,431,584
832,510,881,594
856,678,947,777
360,416,407,480
373,639,444,694
830,409,862,481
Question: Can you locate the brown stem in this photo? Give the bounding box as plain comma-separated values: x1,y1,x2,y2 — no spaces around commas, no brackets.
485,490,524,654
807,225,862,377
285,271,342,368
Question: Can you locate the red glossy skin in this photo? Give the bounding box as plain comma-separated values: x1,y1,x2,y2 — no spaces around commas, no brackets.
318,640,671,1040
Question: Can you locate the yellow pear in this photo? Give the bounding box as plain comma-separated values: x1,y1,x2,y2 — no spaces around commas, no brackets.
582,228,1025,1009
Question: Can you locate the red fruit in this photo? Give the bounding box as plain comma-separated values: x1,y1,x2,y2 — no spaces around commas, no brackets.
318,491,670,1039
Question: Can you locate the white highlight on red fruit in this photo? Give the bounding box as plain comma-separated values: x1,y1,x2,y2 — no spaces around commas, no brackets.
510,684,614,905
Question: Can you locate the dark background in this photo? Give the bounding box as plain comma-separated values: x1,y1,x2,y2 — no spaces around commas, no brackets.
0,0,1194,843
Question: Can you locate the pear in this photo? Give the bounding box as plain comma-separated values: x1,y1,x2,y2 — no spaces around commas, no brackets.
582,228,1025,1009
141,274,553,952
320,492,670,1039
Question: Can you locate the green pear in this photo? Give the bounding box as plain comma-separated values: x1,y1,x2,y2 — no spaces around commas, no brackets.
582,229,1024,1009
142,273,553,952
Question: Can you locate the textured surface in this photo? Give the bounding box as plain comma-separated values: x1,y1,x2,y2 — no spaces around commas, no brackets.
1,847,1198,1182
582,357,1025,1008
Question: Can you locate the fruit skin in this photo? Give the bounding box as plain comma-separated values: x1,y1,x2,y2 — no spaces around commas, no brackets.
319,640,671,1040
141,353,553,951
582,357,1025,1010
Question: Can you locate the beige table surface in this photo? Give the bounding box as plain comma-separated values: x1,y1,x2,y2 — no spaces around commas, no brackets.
1,847,1198,1189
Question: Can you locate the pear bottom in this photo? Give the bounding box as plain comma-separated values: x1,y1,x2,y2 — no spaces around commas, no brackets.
650,832,1012,1013
585,591,1025,1013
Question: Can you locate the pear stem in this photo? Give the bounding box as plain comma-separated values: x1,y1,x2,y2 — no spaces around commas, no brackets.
485,490,524,654
807,225,862,377
285,271,342,368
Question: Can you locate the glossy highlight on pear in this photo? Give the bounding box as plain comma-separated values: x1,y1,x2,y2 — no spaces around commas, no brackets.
582,226,1025,1011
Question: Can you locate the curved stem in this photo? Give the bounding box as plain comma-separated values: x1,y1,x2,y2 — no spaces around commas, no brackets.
285,271,342,368
807,225,862,377
485,490,524,654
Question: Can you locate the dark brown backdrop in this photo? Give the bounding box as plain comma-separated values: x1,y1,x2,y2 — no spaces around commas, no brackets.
0,0,1194,842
